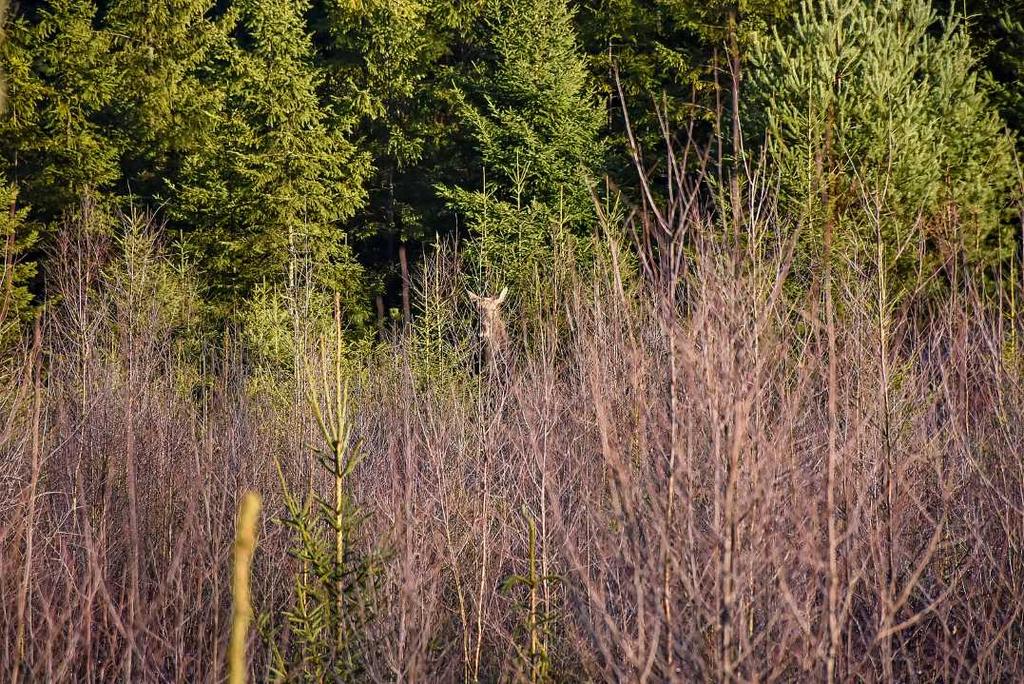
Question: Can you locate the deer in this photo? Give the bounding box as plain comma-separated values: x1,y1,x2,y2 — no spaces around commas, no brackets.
468,287,509,368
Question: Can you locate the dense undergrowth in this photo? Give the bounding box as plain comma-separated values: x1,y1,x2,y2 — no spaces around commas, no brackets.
2,164,1024,681
3,0,1024,679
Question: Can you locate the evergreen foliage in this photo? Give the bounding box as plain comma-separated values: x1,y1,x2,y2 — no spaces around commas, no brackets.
575,0,795,224
4,0,1024,679
575,1,706,171
442,0,603,289
663,0,794,46
323,0,464,302
0,0,120,222
751,0,1017,291
265,348,383,681
104,0,234,206
0,0,1021,317
0,0,35,343
0,179,35,343
938,0,1024,143
172,0,370,314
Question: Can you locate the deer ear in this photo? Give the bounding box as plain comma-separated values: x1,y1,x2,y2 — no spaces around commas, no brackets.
467,290,480,303
495,287,508,305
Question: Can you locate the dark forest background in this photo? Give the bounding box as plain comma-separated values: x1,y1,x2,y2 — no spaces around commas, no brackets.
1,0,1021,335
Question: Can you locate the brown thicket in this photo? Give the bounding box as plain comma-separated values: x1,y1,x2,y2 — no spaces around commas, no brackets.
1,150,1023,682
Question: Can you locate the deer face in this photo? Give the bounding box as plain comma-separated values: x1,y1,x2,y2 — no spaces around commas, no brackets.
468,287,509,353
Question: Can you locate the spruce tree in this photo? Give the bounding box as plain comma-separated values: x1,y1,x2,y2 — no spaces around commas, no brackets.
751,0,1017,291
0,177,35,344
936,0,1024,146
322,0,463,318
0,0,36,342
173,0,370,313
576,0,796,140
104,0,234,207
574,1,707,182
0,0,121,224
442,0,603,289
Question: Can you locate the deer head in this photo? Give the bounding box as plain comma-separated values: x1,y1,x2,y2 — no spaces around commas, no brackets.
468,287,509,361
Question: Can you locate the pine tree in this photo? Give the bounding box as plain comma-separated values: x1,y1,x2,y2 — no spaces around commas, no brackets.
0,0,121,224
751,0,1017,291
442,0,604,289
173,0,370,314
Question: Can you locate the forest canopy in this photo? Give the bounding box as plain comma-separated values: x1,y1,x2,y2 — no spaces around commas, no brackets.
0,0,1020,336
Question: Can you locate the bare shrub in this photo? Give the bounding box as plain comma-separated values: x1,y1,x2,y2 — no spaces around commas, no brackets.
1,171,1022,683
